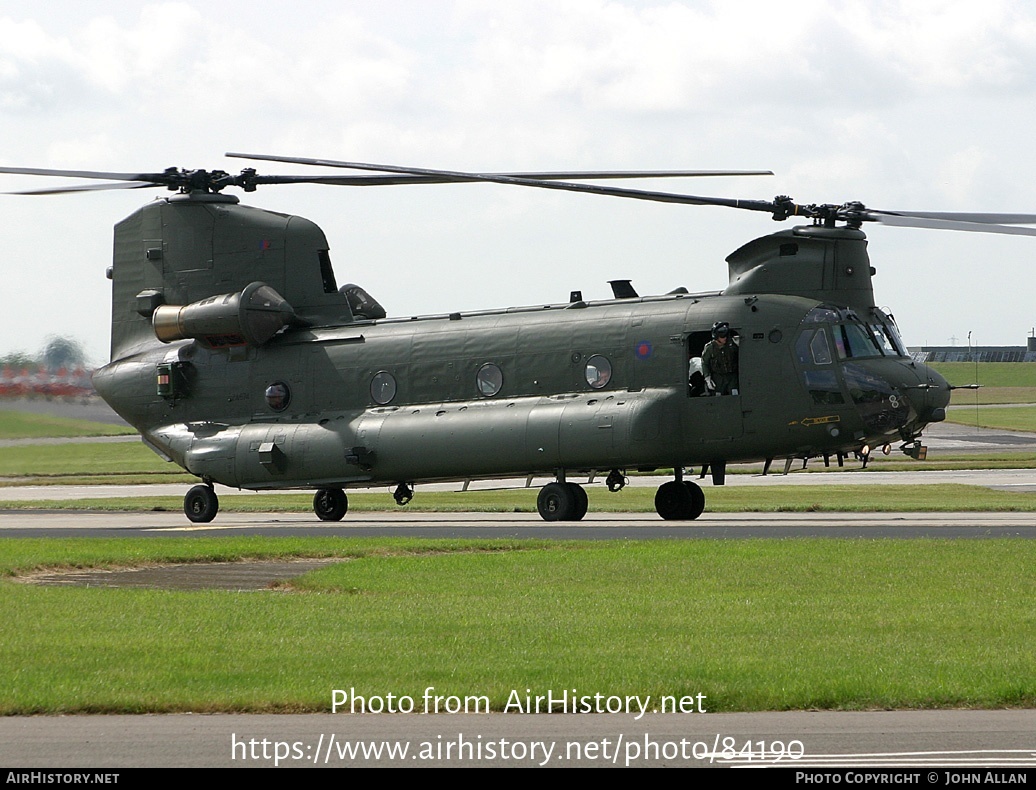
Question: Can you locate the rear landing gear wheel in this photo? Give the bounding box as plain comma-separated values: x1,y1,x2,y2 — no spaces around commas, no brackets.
313,488,349,521
567,483,588,521
538,482,578,521
655,480,705,520
184,484,219,523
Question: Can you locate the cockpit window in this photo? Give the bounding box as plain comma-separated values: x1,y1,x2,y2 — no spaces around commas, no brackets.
870,324,897,356
835,323,883,359
801,306,842,325
795,329,833,365
872,322,906,356
810,329,833,364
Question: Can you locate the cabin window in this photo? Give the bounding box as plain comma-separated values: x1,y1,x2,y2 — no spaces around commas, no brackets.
584,355,612,389
370,371,397,405
265,382,291,412
475,363,503,397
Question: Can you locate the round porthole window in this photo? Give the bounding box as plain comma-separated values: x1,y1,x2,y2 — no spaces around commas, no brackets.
584,355,612,389
265,381,291,412
475,363,503,397
370,371,397,405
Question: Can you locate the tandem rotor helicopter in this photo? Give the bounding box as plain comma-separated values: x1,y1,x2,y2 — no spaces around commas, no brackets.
5,153,1036,523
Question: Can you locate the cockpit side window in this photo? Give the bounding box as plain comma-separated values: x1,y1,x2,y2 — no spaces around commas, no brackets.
795,328,833,365
810,329,833,364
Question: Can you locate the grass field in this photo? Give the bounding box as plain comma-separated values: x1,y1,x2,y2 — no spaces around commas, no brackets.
943,405,1036,432
1,390,1034,717
928,362,1036,389
0,411,135,440
0,441,188,482
948,387,1036,405
1,537,1034,714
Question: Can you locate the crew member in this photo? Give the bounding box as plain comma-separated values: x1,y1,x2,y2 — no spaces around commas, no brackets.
701,321,739,395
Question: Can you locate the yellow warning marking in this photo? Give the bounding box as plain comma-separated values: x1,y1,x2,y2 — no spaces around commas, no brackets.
789,415,841,427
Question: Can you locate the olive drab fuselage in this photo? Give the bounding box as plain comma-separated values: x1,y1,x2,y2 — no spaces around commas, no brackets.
91,192,951,512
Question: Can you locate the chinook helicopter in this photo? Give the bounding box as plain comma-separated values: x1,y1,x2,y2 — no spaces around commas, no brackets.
5,154,1035,524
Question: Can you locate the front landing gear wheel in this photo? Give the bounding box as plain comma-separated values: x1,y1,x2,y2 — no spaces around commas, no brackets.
537,482,578,521
655,480,705,520
184,484,218,523
682,480,706,520
313,488,349,521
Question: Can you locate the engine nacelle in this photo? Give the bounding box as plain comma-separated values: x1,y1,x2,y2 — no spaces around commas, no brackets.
152,282,296,349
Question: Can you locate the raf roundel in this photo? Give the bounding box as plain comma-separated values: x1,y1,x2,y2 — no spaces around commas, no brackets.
635,340,653,360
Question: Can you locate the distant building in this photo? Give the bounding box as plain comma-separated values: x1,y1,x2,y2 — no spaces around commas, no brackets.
909,337,1036,363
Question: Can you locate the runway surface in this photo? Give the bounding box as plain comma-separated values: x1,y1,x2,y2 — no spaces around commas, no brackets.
2,509,1035,539
2,710,1034,768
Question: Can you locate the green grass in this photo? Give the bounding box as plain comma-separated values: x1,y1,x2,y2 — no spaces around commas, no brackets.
1,538,1034,713
949,386,1036,406
5,484,1036,513
0,411,135,440
944,405,1036,433
0,442,176,478
929,362,1036,388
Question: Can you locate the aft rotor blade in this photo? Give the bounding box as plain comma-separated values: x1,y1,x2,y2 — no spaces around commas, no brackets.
0,166,171,183
227,152,779,212
871,213,1036,236
5,181,159,195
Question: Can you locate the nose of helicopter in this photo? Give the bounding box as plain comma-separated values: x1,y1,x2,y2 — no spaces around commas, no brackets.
902,362,951,428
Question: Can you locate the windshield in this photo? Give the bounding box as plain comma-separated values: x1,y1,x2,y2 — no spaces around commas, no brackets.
800,306,908,359
836,323,882,359
874,315,908,356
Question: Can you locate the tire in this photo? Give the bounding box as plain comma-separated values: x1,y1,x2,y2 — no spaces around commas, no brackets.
184,484,219,523
567,483,588,521
313,488,349,521
682,480,706,520
654,480,693,520
537,482,577,521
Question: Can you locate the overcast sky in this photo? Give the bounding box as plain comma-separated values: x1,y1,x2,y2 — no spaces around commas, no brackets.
2,0,1034,363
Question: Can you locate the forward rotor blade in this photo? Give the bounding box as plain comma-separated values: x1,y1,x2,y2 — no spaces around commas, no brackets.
870,213,1036,236
229,154,772,182
870,209,1036,225
253,171,773,188
227,152,779,213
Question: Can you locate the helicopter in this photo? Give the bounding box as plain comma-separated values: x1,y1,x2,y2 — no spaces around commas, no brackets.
5,154,1035,524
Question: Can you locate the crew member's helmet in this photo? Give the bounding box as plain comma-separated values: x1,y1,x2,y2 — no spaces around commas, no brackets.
712,321,730,339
